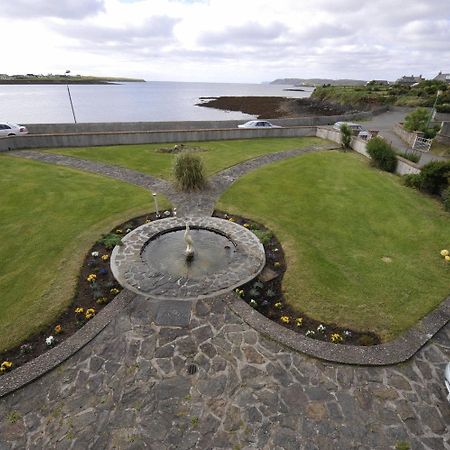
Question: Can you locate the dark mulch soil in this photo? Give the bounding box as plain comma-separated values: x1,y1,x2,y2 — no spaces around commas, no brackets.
1,208,381,376
213,210,381,347
0,210,174,374
196,96,355,119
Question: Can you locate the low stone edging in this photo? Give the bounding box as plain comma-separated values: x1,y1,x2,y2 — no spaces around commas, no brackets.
0,289,135,398
224,293,450,366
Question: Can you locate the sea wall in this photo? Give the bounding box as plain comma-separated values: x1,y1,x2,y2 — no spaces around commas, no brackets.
22,108,387,134
0,126,317,151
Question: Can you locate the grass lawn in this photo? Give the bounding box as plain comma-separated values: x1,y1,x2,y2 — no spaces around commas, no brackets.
44,137,328,180
0,155,170,352
217,151,450,340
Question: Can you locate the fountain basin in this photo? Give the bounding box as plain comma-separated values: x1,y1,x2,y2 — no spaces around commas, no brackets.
111,217,266,300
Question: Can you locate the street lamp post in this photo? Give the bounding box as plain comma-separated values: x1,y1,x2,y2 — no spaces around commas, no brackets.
65,70,77,124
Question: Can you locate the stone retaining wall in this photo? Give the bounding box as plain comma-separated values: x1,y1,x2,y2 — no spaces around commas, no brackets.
393,123,422,147
316,127,421,175
0,126,316,151
436,121,450,145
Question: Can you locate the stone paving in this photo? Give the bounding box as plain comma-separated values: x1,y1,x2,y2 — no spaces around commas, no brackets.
2,145,449,449
0,295,449,449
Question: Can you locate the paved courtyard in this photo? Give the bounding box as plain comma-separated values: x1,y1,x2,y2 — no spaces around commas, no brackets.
1,147,449,449
0,294,449,449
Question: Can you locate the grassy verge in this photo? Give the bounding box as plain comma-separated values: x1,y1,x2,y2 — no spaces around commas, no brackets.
217,151,450,340
45,137,329,180
0,155,170,351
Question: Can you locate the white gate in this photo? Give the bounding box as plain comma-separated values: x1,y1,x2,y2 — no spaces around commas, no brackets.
412,135,432,152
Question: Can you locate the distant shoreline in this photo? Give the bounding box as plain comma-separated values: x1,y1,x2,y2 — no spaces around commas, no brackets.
0,77,145,85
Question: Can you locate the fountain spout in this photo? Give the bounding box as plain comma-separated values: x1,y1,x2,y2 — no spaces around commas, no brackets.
184,223,195,261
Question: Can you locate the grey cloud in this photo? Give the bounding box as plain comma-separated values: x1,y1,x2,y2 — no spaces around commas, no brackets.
3,0,105,19
197,21,288,46
52,15,179,46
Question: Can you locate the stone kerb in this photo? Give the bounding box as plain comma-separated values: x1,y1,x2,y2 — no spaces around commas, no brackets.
111,216,266,301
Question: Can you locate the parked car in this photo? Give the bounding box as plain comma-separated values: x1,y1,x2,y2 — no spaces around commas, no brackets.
238,120,282,129
0,122,28,136
333,121,364,135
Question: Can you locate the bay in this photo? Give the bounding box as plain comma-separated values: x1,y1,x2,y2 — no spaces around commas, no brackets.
0,81,313,124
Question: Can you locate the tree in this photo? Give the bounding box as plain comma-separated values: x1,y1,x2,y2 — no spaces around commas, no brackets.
340,123,352,150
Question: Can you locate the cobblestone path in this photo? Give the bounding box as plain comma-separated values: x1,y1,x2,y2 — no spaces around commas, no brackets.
0,295,449,449
3,145,449,449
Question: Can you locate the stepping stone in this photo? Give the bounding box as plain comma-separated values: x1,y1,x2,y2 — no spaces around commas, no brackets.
155,300,193,327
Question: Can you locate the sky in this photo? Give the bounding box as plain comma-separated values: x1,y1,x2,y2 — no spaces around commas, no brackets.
1,0,449,83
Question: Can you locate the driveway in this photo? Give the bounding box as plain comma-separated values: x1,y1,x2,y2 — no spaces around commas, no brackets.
362,107,447,166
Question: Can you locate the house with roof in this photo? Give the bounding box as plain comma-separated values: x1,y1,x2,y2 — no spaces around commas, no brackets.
395,74,425,85
433,71,450,83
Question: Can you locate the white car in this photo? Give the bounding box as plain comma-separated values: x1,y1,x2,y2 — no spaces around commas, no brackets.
238,120,282,129
0,122,29,136
333,121,364,134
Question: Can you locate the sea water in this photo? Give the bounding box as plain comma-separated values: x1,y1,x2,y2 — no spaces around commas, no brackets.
0,81,313,124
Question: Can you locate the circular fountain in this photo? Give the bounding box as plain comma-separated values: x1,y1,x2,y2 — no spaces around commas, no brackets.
111,216,266,300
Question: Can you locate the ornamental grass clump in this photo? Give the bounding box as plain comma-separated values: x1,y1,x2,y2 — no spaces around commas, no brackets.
173,152,207,191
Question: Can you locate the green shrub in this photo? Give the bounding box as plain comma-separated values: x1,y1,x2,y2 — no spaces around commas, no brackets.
340,124,352,150
443,187,450,211
403,108,430,132
173,152,207,191
399,151,420,163
252,229,273,246
418,161,450,195
366,137,397,173
403,173,421,189
97,233,123,249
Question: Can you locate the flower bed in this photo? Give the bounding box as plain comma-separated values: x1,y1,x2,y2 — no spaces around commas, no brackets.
213,210,381,346
0,210,174,375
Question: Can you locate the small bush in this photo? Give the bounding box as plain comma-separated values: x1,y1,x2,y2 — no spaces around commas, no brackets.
403,108,430,132
173,152,207,191
97,233,123,249
417,161,450,195
403,173,421,189
366,137,397,173
399,151,420,163
340,124,352,150
252,229,273,246
443,187,450,211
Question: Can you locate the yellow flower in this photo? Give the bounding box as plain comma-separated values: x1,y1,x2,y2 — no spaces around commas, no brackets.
243,223,250,228
440,249,449,257
0,361,13,372
228,217,235,222
445,255,450,262
331,333,343,343
115,229,123,234
87,274,97,282
110,288,120,295
75,307,84,314
85,308,96,319
280,316,290,324
101,254,110,261
274,302,282,309
295,317,303,327
274,262,281,268
54,324,62,334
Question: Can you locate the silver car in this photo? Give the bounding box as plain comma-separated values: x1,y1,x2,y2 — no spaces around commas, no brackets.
238,120,282,129
0,122,29,136
445,362,450,402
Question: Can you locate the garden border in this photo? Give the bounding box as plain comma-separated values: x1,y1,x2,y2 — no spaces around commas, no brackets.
224,292,450,366
0,289,135,398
